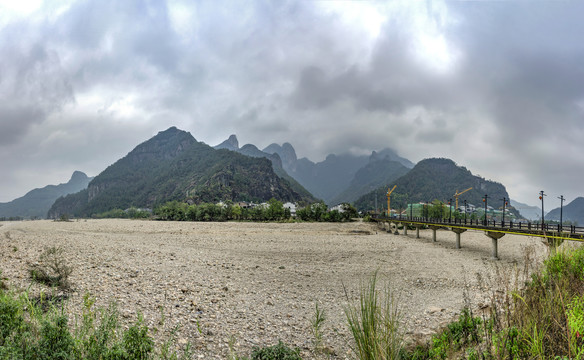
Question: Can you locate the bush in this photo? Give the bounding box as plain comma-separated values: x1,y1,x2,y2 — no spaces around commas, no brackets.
29,246,73,290
250,340,302,360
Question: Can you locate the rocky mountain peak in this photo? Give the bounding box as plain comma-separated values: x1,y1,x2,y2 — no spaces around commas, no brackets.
214,135,239,151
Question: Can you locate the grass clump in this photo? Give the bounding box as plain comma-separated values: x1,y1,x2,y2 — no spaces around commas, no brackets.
29,246,73,291
344,271,404,360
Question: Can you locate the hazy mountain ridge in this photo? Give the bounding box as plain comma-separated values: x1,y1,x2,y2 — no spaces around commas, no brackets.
546,197,584,225
329,153,410,205
49,128,314,218
510,199,542,221
0,171,93,219
354,158,513,214
258,141,414,204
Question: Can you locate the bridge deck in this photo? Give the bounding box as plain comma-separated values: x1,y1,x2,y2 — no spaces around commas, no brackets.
374,217,584,242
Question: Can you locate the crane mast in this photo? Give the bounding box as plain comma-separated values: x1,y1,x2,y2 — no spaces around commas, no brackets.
386,185,397,217
454,187,473,209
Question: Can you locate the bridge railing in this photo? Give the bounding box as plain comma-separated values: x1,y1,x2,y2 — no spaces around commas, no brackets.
373,214,584,237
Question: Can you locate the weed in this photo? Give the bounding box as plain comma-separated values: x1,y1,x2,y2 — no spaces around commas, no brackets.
344,271,403,360
250,340,302,360
310,301,326,354
29,246,73,291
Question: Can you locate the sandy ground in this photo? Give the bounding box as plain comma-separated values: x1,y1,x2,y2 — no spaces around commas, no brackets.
0,219,551,359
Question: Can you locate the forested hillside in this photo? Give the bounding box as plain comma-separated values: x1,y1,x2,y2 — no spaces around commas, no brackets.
48,127,314,218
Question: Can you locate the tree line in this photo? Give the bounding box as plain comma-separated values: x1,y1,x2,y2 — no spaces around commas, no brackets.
152,199,358,222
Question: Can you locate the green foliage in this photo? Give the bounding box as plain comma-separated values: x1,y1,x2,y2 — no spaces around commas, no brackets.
250,340,302,360
344,271,403,360
95,207,151,219
0,287,189,360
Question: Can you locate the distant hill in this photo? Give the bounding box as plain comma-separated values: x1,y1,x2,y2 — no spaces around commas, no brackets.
262,143,414,204
49,127,314,218
329,152,410,205
510,199,542,221
0,171,93,219
354,158,512,213
546,197,584,225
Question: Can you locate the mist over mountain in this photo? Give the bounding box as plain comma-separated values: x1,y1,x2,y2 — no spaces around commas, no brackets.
260,142,414,204
49,127,314,218
0,171,93,219
546,197,584,225
329,152,410,205
354,158,512,214
510,199,542,221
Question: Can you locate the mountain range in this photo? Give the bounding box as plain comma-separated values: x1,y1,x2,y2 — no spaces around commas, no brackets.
48,127,314,218
215,134,414,205
3,127,572,221
0,171,93,219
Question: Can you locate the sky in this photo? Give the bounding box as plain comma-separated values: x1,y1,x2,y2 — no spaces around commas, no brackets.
1,0,583,208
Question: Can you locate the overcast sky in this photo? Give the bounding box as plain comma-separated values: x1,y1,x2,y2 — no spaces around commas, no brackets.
1,0,583,208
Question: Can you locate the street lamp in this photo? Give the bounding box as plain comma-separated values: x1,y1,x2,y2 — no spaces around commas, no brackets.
448,198,453,222
539,191,546,230
483,194,488,226
464,200,468,222
501,197,508,226
558,195,565,231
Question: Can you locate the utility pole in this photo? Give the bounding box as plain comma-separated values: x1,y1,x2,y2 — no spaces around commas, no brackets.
464,200,467,222
539,191,546,230
448,198,453,222
558,195,565,230
501,197,508,225
483,194,488,226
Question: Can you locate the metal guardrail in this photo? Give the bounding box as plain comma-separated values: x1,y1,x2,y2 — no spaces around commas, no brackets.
372,215,584,241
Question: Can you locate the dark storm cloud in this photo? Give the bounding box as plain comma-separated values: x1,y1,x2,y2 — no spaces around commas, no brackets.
1,0,584,206
0,27,74,146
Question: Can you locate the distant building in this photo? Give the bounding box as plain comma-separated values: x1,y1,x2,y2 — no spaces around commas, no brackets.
329,204,345,213
283,202,297,216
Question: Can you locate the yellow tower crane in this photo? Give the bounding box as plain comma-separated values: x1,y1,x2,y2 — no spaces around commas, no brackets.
453,187,473,209
386,185,397,217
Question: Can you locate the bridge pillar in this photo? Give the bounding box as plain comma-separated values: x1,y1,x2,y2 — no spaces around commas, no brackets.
416,226,421,239
403,223,408,236
393,222,399,235
486,232,506,260
429,226,440,242
451,228,467,249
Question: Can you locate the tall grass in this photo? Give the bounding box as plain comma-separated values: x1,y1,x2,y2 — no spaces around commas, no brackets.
344,271,404,360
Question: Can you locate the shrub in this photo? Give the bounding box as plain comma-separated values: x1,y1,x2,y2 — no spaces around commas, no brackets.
250,340,302,360
29,246,73,290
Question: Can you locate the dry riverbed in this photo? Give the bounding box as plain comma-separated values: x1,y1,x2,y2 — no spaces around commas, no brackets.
0,220,550,359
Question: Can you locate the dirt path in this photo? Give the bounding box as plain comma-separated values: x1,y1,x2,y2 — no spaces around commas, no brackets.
0,220,549,359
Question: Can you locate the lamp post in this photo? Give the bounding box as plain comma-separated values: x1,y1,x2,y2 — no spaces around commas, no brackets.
539,191,546,231
448,198,453,222
464,200,468,222
483,194,488,226
501,197,508,226
558,195,565,231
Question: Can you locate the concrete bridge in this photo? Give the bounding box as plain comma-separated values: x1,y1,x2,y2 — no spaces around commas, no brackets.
373,216,584,259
